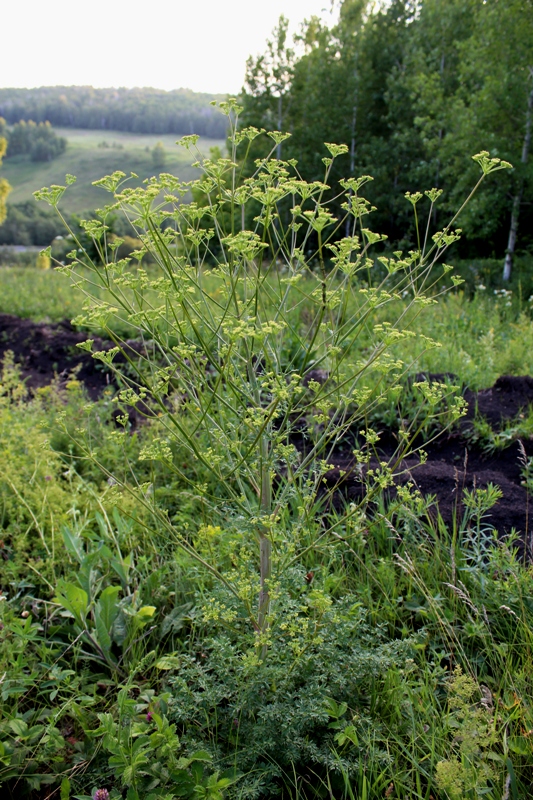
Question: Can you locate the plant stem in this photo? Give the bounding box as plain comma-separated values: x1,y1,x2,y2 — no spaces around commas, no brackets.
257,432,272,658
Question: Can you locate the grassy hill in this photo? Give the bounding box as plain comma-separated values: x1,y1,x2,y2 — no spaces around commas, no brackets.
1,128,226,213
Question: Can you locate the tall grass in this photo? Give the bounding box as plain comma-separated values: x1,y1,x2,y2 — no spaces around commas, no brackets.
1,265,532,388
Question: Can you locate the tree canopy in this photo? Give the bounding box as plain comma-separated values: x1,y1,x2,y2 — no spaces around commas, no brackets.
4,119,67,162
0,86,228,139
240,0,533,275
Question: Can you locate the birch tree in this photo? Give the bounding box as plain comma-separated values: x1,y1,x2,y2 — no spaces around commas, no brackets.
503,67,533,280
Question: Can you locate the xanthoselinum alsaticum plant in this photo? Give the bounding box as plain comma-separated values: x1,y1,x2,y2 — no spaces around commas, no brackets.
35,99,511,657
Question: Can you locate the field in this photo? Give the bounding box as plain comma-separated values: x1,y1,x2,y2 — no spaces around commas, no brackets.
1,143,533,800
1,128,226,212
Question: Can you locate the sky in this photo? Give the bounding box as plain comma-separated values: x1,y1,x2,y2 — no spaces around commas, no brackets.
4,0,336,95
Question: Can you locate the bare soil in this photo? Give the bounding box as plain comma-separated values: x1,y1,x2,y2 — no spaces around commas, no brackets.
1,313,531,544
322,375,533,547
0,313,139,399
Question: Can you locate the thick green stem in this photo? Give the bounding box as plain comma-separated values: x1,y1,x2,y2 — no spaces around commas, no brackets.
257,433,272,658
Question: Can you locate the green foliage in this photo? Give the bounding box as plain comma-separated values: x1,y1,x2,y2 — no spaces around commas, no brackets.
33,108,501,657
466,408,533,455
0,354,73,584
4,119,67,162
435,668,499,799
168,590,416,798
95,690,237,800
0,127,10,225
0,199,64,246
0,128,226,215
1,81,532,800
152,141,167,169
0,348,533,796
241,0,533,259
0,86,228,138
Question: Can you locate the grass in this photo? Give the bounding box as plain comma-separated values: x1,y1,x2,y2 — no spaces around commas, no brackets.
0,339,532,799
1,265,533,390
0,266,86,322
1,128,225,213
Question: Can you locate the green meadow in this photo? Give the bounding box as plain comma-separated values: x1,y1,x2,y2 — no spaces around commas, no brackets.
1,128,225,213
2,265,533,391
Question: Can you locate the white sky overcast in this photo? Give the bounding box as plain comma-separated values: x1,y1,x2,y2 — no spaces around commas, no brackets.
4,0,337,95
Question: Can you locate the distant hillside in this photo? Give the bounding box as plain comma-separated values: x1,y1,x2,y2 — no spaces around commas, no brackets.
0,128,226,218
0,86,228,138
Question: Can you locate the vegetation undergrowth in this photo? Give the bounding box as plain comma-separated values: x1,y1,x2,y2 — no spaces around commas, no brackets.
4,266,533,389
1,104,532,800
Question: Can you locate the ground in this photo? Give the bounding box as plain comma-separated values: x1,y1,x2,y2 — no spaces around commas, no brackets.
1,312,531,545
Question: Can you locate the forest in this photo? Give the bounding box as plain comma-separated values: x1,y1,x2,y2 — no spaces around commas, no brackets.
0,119,67,162
0,86,228,139
1,1,533,800
239,0,533,277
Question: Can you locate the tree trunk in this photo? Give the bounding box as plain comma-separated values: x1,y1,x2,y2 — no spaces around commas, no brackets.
503,68,533,281
503,192,523,281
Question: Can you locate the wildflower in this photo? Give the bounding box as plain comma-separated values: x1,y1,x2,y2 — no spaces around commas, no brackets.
146,711,153,722
93,790,110,800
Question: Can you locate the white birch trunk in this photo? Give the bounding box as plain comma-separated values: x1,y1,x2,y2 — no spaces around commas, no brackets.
503,68,533,281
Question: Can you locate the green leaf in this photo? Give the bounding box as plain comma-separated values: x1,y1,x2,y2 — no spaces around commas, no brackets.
189,749,213,762
112,609,128,646
110,552,133,587
97,586,121,629
155,656,181,670
61,524,85,563
169,770,196,797
95,585,121,654
135,606,156,626
507,736,531,756
9,718,28,737
54,581,89,627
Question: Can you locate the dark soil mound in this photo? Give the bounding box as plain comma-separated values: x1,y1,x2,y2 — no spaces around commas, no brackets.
0,313,140,400
323,374,533,548
464,375,533,426
1,314,532,546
